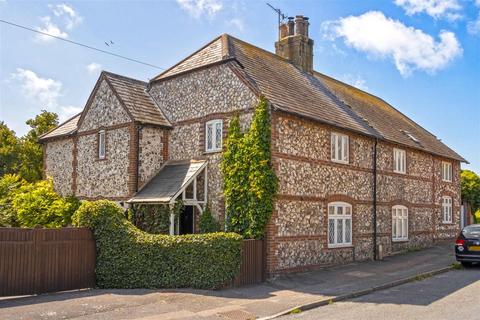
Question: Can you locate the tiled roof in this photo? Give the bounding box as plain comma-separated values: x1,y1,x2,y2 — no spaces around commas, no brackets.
41,72,171,141
103,71,171,127
151,34,465,162
39,113,81,141
127,160,207,203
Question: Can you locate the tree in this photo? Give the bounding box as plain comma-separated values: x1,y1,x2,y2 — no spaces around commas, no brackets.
0,122,20,176
461,169,480,214
18,110,58,182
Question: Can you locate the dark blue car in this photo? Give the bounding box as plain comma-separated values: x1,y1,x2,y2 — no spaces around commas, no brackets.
455,224,480,267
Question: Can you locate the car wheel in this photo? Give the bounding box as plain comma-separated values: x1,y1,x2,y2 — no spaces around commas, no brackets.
461,261,472,268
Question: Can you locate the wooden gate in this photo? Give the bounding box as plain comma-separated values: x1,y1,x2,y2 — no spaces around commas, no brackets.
0,228,96,296
233,239,265,287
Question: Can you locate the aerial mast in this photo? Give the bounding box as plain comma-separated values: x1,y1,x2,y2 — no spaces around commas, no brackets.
266,3,287,41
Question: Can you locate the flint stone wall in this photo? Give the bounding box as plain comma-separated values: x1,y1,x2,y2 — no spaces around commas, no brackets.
139,126,166,186
76,126,130,198
78,80,131,132
149,63,257,123
269,111,460,274
44,138,74,196
149,64,257,221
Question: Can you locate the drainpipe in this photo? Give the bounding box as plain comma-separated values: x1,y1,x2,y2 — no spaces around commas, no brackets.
373,138,378,260
136,124,143,192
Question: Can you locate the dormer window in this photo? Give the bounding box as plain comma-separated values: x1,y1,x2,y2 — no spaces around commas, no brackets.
205,119,223,152
98,130,106,159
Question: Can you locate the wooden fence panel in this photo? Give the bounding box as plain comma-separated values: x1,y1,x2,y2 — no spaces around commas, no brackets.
233,239,265,287
0,228,96,296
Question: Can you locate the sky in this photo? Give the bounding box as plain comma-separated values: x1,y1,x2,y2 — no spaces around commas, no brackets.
0,0,479,172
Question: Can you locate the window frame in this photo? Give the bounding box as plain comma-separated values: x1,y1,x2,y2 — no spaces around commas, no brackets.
392,205,408,242
327,201,353,248
331,132,349,164
98,130,106,159
205,119,223,153
442,196,453,224
393,148,406,174
441,161,452,182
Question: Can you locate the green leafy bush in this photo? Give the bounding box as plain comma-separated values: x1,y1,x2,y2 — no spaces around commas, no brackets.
221,97,278,239
72,200,242,289
12,178,80,228
0,174,25,227
130,201,184,234
199,206,221,233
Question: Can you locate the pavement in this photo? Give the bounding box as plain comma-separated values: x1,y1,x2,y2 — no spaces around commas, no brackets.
0,243,457,320
282,266,480,320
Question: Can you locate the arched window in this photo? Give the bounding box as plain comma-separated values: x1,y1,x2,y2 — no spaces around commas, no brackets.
328,202,352,247
392,205,408,241
442,196,453,223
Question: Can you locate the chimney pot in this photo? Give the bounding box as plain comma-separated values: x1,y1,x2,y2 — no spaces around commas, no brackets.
287,17,295,36
275,14,314,73
279,23,288,39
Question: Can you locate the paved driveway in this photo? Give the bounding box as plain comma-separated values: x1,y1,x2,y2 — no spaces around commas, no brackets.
0,243,457,320
282,266,480,320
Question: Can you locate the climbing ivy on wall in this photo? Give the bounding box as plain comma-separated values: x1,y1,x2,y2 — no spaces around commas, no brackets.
221,97,278,239
130,201,184,234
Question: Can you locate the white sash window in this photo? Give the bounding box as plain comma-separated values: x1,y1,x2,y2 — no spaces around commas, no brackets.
328,202,352,247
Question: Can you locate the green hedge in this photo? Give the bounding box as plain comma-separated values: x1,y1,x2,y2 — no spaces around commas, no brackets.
72,200,242,289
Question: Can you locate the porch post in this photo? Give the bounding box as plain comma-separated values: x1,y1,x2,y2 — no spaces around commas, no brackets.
169,203,175,235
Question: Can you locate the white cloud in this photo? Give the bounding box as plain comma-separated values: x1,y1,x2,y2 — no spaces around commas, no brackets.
50,3,83,30
35,16,68,42
227,18,244,31
322,11,462,76
468,14,480,34
340,74,369,91
11,68,79,121
86,63,102,75
176,0,223,19
394,0,462,20
35,3,82,42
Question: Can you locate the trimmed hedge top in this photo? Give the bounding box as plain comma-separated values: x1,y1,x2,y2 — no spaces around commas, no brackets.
72,200,242,289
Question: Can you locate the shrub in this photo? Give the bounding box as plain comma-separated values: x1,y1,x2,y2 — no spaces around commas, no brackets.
199,206,221,233
0,174,25,227
130,202,184,234
12,178,80,228
72,200,242,289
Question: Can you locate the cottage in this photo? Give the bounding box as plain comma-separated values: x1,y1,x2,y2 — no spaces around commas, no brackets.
39,16,466,275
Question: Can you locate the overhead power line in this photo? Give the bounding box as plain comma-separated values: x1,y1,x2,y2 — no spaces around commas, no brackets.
0,19,165,70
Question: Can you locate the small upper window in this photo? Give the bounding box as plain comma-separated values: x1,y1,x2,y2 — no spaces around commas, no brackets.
98,130,106,159
442,196,453,223
328,202,352,247
393,148,406,174
392,205,408,241
205,119,223,152
331,132,349,164
442,162,452,182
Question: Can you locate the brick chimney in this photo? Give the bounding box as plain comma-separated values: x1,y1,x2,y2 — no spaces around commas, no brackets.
275,15,314,73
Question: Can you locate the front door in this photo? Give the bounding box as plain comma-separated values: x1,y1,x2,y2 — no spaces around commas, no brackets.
179,206,194,235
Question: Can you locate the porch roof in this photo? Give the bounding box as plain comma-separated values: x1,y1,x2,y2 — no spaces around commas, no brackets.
127,159,207,204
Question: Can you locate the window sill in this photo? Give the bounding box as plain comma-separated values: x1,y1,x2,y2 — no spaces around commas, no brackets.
441,180,452,183
442,222,454,225
331,159,349,165
393,170,406,175
392,239,409,243
327,244,353,249
203,150,222,155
